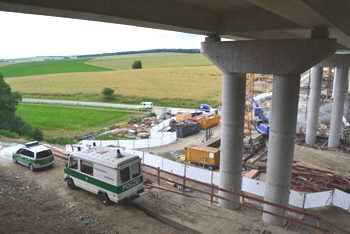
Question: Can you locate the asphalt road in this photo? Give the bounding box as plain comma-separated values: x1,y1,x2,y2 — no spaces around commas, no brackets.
22,98,197,113
22,98,140,109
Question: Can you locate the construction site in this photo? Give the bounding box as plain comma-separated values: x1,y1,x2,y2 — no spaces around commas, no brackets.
155,69,350,195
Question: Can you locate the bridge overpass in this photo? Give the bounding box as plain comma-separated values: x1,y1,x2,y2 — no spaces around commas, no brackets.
1,0,350,226
0,0,350,49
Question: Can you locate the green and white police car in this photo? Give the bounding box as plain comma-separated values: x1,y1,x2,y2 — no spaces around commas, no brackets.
12,141,55,171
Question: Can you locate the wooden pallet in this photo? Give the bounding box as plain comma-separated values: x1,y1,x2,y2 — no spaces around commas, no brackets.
244,169,260,179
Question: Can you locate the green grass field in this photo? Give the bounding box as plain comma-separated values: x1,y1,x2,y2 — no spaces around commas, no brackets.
0,58,112,78
16,104,137,138
4,53,222,108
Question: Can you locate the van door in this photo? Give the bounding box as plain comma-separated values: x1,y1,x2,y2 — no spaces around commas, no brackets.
79,160,95,193
66,156,80,187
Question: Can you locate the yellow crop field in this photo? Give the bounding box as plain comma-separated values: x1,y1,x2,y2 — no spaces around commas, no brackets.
85,53,214,70
4,53,223,108
6,66,222,107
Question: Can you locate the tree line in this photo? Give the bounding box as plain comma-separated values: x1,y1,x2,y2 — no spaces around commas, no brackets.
0,73,43,141
77,48,200,58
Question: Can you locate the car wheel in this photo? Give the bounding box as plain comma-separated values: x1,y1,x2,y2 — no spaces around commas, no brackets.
29,164,35,171
13,157,18,164
67,178,76,190
99,193,110,205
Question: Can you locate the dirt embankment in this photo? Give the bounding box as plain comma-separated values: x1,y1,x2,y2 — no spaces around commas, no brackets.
0,136,184,234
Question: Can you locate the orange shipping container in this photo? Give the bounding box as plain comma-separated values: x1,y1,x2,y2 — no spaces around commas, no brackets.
198,115,220,129
185,145,220,167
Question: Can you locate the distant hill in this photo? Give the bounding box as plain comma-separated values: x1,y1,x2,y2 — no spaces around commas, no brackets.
77,48,201,58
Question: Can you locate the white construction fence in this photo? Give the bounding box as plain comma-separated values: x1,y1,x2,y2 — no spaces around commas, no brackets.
128,149,350,212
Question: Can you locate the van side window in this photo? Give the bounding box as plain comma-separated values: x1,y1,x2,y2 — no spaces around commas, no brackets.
131,163,141,178
69,157,78,169
120,167,130,183
80,160,93,176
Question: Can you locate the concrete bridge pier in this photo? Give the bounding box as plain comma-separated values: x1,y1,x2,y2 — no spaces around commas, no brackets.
201,34,336,226
309,55,350,148
219,72,246,209
329,67,350,147
305,67,323,145
262,74,300,226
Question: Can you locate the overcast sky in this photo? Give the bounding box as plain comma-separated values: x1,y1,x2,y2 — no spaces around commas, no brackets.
0,11,207,59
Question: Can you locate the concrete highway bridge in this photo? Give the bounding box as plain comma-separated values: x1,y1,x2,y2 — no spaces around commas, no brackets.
1,0,350,226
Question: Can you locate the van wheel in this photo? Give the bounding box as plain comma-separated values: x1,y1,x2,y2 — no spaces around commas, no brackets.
13,157,18,164
99,193,110,205
29,164,35,171
67,178,76,190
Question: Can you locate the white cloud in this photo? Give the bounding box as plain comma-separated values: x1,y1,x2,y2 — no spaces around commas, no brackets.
0,11,206,59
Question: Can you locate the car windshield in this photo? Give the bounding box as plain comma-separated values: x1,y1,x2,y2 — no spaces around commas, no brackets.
36,149,53,159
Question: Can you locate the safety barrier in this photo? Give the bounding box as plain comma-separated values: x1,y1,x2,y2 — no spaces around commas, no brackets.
142,163,333,233
66,118,177,150
122,149,350,213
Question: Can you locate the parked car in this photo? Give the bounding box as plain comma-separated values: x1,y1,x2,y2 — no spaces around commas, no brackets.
12,141,55,171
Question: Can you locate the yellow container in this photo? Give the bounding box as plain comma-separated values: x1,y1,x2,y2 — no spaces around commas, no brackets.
118,122,128,128
185,145,220,167
198,115,220,129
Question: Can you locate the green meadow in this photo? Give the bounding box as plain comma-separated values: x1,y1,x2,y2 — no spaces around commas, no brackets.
4,53,222,108
16,105,137,139
0,58,112,78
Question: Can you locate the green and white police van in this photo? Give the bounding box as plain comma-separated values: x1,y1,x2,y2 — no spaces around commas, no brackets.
64,146,144,205
12,141,55,171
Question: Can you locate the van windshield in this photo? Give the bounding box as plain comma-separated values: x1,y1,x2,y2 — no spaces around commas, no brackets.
36,149,53,159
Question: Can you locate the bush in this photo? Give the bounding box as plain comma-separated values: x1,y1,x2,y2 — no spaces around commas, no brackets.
132,60,142,69
102,87,115,101
0,129,21,139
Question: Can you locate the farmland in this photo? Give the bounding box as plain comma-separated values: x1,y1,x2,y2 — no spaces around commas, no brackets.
0,58,112,78
16,104,138,139
4,53,222,108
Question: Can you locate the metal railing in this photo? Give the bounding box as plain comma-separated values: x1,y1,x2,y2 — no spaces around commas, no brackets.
143,163,349,233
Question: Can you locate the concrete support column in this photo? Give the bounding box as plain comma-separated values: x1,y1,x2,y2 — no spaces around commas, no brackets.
263,75,301,225
305,67,323,145
332,68,337,99
219,72,246,209
328,67,349,147
202,35,336,225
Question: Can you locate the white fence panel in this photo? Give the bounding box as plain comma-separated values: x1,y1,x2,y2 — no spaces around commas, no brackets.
304,191,332,209
242,177,265,197
162,158,186,176
212,171,220,186
118,140,135,149
148,137,163,148
162,133,177,145
289,190,305,208
150,132,164,138
143,154,163,168
186,166,212,184
133,139,150,148
124,149,143,157
332,189,350,212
